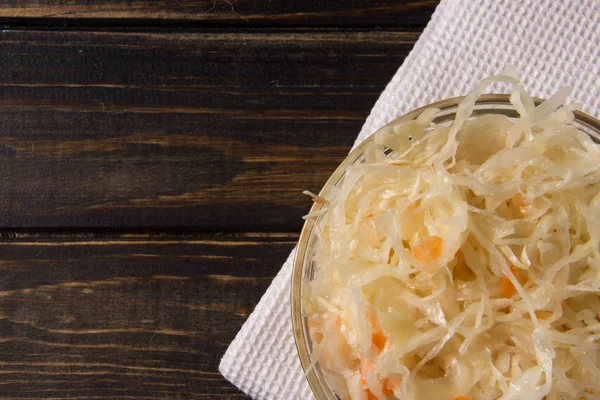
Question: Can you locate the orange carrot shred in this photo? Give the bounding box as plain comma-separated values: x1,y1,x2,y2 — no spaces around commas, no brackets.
414,236,444,264
372,331,386,352
382,383,394,397
502,265,518,298
366,389,378,400
451,397,472,400
385,377,401,391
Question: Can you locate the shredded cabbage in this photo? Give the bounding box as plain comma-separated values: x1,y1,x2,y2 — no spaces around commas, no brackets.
304,69,600,400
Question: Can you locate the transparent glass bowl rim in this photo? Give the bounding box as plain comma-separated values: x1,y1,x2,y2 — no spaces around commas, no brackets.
290,93,600,400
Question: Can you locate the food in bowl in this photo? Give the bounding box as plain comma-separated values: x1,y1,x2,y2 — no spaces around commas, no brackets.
300,69,600,400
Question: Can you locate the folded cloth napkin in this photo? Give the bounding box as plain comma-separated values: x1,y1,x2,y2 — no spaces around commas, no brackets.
219,0,600,398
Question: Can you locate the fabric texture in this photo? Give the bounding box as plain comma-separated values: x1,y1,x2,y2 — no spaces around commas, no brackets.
219,0,600,398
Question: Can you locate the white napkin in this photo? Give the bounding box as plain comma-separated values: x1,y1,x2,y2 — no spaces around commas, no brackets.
219,0,600,398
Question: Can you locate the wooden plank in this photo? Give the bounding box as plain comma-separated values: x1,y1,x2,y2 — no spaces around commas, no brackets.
0,0,438,27
0,233,296,399
0,29,420,230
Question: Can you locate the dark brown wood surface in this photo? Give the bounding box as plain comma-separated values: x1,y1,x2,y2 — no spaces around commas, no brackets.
0,233,296,399
0,1,439,399
0,0,437,27
0,29,421,231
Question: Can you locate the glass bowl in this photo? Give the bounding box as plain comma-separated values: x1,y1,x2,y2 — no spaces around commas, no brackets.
290,94,600,400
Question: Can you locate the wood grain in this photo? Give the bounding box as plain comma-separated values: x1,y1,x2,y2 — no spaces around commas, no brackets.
0,233,296,399
0,0,438,27
0,29,420,231
0,2,439,398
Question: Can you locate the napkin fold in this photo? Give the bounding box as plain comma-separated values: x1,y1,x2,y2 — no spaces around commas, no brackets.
220,0,600,398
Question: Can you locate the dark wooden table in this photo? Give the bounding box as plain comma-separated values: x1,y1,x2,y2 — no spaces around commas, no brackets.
0,1,438,398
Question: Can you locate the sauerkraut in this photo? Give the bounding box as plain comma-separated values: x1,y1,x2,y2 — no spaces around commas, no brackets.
303,69,600,400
